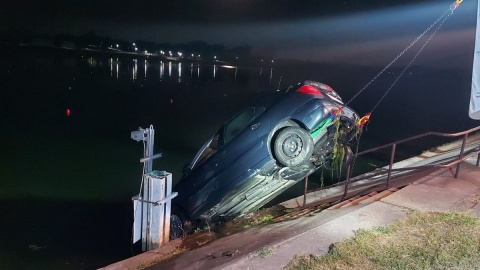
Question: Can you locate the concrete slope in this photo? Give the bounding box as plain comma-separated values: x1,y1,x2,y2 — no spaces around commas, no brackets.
101,135,480,270
102,161,480,270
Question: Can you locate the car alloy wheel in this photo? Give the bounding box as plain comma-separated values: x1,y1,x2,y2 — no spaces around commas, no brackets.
274,126,314,167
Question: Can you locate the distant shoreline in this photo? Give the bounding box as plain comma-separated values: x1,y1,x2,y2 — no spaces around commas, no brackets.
0,42,190,62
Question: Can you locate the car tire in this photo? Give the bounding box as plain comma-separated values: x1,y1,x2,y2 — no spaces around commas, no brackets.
170,213,184,240
170,206,193,240
274,126,314,167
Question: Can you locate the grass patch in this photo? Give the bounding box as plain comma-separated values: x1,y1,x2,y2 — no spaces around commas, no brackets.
194,224,212,234
241,214,275,229
257,247,274,258
284,211,480,270
249,214,274,226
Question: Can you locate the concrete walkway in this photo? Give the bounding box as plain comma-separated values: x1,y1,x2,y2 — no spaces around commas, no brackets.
102,157,480,270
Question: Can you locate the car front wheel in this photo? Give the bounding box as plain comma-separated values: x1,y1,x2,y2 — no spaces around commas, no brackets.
170,207,193,240
170,214,184,240
273,126,314,167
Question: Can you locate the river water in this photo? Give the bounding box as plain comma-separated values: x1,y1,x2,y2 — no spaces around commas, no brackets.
0,44,477,269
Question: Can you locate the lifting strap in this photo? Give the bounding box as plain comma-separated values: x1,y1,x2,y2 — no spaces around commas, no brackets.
342,0,463,183
345,0,463,113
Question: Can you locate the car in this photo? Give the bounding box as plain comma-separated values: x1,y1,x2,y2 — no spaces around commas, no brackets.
170,80,361,238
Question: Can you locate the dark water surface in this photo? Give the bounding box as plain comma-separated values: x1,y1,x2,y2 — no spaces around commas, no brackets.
0,45,477,269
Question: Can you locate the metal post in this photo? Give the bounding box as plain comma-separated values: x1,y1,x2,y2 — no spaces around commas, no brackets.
145,125,155,173
163,173,173,244
303,176,308,208
341,164,352,201
386,144,396,188
131,125,159,173
141,176,150,251
455,134,468,178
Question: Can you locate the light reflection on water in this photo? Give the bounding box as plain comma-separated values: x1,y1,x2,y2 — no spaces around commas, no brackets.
100,55,275,83
178,62,182,83
160,60,164,79
168,61,172,78
144,59,147,80
132,58,137,80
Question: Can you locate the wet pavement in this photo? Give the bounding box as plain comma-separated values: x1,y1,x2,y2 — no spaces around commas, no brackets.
101,154,480,270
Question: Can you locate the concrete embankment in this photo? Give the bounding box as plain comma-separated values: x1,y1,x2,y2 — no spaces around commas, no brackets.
101,136,480,270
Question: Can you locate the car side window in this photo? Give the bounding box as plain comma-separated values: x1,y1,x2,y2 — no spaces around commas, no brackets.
190,130,220,170
223,107,255,145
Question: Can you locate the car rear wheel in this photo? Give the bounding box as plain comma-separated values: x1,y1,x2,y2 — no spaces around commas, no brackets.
274,126,314,167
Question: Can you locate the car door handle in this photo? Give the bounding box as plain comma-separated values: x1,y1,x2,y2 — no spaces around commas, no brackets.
250,123,260,130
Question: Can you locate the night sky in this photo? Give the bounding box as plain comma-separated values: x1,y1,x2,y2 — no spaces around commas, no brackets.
0,0,477,67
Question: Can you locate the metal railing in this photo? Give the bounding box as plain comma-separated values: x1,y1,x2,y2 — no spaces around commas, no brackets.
302,126,480,206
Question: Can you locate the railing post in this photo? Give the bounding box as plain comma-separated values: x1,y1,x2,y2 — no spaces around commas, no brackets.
303,176,308,208
386,144,396,188
341,164,352,201
455,134,468,178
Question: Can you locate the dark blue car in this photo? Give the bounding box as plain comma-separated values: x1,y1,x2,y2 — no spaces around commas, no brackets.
171,80,361,238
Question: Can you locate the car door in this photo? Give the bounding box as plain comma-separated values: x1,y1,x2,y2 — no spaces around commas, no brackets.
185,107,266,218
218,107,267,187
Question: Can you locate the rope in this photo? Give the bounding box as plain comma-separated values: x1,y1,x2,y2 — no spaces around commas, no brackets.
342,0,462,182
370,8,454,113
345,4,455,107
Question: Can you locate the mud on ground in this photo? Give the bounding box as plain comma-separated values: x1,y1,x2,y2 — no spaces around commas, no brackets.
141,205,289,267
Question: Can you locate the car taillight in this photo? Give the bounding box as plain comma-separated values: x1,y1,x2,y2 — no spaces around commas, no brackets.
296,85,323,96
